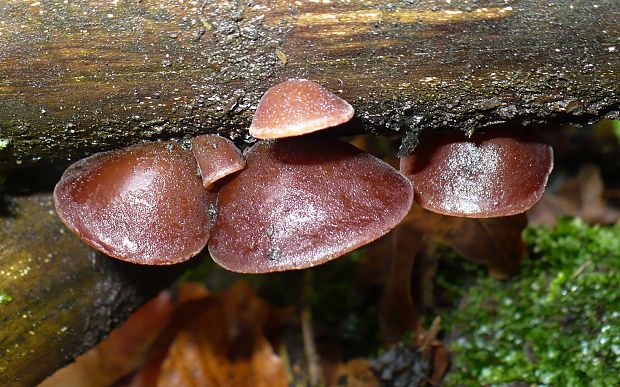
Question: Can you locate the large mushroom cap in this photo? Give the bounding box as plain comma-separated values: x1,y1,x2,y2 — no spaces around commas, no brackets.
191,134,246,190
53,141,214,265
249,79,354,139
208,137,413,273
400,129,554,218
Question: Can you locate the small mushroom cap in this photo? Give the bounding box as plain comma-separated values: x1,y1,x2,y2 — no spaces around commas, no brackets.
208,137,413,273
53,141,214,265
400,129,554,218
249,79,354,139
191,135,246,190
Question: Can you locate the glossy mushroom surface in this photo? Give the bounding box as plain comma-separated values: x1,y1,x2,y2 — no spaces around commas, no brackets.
400,129,554,218
249,79,354,139
191,134,246,190
54,141,214,265
208,137,413,273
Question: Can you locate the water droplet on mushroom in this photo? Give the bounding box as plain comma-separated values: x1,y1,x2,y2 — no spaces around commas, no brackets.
267,245,281,261
265,225,274,237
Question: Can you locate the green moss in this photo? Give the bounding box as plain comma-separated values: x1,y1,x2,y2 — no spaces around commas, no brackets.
0,293,13,304
444,218,620,386
609,119,620,145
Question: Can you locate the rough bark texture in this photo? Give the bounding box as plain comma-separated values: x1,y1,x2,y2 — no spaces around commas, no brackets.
0,0,618,169
0,194,190,386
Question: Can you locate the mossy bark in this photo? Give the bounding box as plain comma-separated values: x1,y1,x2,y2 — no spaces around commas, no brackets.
0,195,190,386
0,0,618,169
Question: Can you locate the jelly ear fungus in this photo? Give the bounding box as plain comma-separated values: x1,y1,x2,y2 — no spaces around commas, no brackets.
400,128,554,218
53,141,216,265
249,78,354,140
191,134,246,190
54,78,417,273
208,137,414,273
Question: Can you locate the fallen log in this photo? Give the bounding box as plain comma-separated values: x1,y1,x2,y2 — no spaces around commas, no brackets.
0,0,618,169
0,194,191,386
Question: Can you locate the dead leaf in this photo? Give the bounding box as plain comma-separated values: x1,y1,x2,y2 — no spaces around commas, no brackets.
322,358,379,387
405,206,527,279
40,290,175,387
131,281,290,387
529,163,620,225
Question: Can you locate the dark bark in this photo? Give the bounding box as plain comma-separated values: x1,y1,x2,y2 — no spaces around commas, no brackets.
0,0,618,169
0,194,190,386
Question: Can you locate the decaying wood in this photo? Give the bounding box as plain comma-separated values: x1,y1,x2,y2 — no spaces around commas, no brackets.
0,0,618,169
0,194,189,386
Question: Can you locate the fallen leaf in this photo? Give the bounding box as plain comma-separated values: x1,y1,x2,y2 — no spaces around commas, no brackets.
131,281,290,387
529,163,620,225
40,290,176,387
322,358,379,387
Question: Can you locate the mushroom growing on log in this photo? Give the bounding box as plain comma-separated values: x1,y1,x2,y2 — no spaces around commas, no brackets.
54,141,215,265
400,129,554,218
249,79,354,139
53,79,414,273
208,136,413,273
191,134,246,190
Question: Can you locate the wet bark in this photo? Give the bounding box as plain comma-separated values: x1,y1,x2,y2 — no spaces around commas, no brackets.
0,0,618,169
0,194,191,386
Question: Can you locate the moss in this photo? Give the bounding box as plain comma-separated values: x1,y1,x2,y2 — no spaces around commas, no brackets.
443,218,620,386
0,138,9,151
609,119,620,145
0,293,13,304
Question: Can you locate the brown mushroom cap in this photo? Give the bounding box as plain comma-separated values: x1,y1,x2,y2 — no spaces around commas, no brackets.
191,134,246,190
249,79,354,139
400,129,554,218
208,137,413,273
53,141,214,265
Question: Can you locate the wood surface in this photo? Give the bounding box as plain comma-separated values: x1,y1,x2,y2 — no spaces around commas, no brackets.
0,194,191,386
0,0,618,169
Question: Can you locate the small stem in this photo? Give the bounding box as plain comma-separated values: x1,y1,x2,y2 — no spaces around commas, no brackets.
301,270,320,386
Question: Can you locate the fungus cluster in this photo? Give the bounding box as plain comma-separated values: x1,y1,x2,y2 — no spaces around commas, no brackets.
54,79,553,273
54,79,412,272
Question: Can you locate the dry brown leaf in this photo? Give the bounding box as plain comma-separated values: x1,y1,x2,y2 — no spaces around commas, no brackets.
40,291,176,387
130,281,289,387
405,206,527,279
529,163,620,226
322,358,379,387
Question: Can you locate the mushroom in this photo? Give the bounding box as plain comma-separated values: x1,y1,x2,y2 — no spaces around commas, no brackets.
53,141,214,265
208,136,414,273
249,79,354,139
399,129,554,218
191,134,246,190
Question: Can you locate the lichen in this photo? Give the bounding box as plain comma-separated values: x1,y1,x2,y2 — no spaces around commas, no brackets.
443,218,620,386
